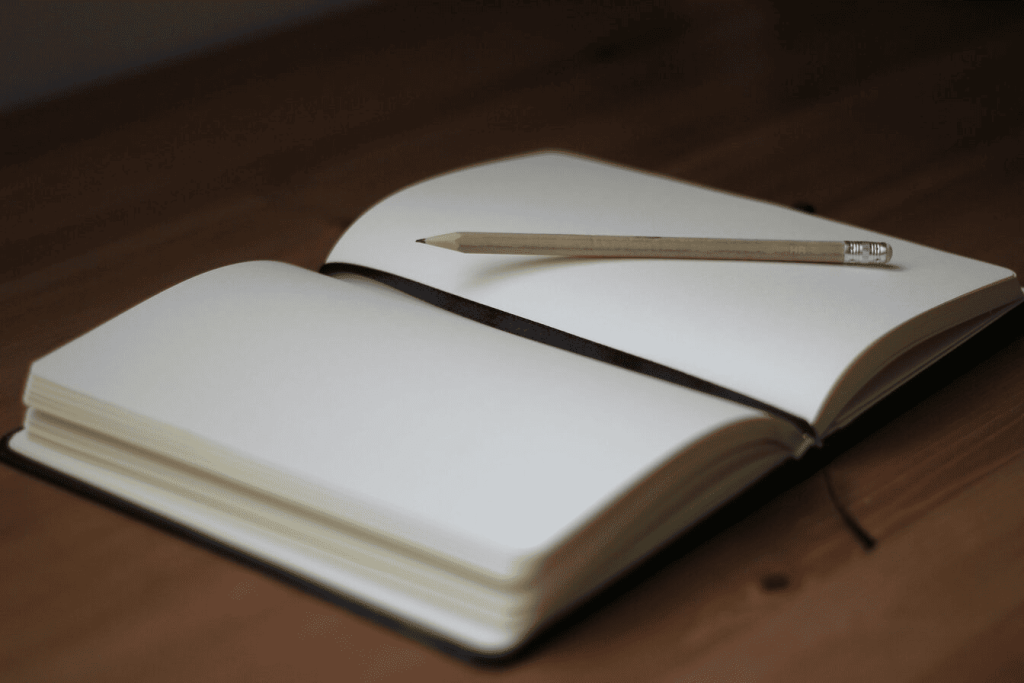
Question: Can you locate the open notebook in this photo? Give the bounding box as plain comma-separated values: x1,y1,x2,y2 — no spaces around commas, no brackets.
8,152,1021,655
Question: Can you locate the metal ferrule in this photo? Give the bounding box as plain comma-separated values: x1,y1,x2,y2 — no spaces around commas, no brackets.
843,241,892,265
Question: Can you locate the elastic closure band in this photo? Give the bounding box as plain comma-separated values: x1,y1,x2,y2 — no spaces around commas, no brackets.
321,263,818,443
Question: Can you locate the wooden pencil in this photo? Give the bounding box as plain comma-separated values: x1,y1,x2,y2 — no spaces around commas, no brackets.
416,233,893,264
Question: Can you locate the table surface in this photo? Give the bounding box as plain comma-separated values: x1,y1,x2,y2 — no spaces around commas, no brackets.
2,2,1023,681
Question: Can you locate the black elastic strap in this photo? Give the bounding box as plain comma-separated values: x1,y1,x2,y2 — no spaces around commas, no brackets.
320,263,817,440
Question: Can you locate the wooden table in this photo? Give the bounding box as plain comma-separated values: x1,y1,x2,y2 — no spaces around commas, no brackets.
2,2,1022,680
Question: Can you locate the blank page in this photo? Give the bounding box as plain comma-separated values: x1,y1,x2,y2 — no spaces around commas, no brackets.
327,152,1020,429
26,261,778,582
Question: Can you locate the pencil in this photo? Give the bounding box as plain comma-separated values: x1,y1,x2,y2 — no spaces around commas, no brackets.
416,233,893,265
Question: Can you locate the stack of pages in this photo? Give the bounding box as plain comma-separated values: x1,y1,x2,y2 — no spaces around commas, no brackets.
9,152,1021,655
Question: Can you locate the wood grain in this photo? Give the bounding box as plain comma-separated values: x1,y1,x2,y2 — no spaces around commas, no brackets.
2,1,1023,681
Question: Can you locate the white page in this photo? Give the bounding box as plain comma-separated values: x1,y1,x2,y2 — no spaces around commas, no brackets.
26,261,780,582
326,152,1020,428
7,431,519,653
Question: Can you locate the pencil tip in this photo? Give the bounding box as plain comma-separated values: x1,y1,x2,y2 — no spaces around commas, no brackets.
417,233,461,251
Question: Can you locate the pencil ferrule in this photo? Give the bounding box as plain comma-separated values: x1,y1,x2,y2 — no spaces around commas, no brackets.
843,241,892,265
